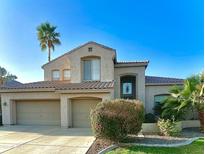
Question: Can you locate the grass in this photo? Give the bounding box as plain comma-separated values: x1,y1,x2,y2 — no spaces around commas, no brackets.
107,138,204,154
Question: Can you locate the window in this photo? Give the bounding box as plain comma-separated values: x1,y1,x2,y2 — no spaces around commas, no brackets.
153,94,169,116
83,59,100,81
63,69,71,80
120,75,136,99
88,47,92,52
123,83,132,94
52,70,60,80
154,94,169,104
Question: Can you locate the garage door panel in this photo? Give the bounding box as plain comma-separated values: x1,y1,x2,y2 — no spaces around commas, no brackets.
72,99,101,128
16,100,60,126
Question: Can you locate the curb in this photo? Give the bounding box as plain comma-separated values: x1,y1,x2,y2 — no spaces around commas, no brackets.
98,137,201,154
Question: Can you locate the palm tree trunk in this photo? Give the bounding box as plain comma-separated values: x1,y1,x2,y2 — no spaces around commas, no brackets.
48,47,51,62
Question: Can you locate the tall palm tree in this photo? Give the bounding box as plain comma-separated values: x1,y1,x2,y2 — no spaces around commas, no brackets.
37,22,61,62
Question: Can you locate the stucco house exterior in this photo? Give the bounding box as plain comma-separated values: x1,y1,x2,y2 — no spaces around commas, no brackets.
0,41,183,128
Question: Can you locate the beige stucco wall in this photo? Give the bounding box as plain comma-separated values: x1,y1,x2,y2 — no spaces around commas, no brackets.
43,43,115,82
114,66,146,104
145,85,171,113
43,56,71,81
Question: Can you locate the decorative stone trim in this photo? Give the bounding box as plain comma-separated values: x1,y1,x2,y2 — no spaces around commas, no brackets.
98,145,118,154
98,137,201,154
119,137,200,147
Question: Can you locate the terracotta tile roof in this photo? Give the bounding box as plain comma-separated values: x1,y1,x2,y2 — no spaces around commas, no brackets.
0,80,22,88
0,80,114,90
145,76,184,85
56,81,114,90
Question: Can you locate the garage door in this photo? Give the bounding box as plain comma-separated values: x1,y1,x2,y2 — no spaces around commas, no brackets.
72,98,101,128
16,100,60,126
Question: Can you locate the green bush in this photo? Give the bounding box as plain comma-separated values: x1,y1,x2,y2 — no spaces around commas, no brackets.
161,97,186,120
144,113,157,123
157,118,181,136
90,99,144,141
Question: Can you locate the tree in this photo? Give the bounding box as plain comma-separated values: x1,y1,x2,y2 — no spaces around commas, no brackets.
191,72,204,111
161,73,204,130
0,66,17,85
37,22,61,62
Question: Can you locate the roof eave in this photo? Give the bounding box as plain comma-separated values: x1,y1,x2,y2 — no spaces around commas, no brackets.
145,83,184,86
0,88,55,93
114,63,149,68
55,88,113,94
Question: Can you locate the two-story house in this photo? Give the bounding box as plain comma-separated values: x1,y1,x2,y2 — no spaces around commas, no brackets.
0,41,183,128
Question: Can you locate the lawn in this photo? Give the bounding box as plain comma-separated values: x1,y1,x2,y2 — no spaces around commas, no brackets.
107,138,204,154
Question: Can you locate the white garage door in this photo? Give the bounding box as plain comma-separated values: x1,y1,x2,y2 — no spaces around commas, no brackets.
16,100,60,126
72,98,101,128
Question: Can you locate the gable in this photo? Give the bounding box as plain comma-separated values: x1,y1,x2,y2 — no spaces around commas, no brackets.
42,41,116,69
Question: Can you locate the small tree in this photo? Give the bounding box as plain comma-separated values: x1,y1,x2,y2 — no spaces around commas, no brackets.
0,66,17,85
90,99,144,142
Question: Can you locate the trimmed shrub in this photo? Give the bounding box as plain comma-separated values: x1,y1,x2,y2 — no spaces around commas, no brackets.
157,118,181,136
144,113,157,123
90,99,144,141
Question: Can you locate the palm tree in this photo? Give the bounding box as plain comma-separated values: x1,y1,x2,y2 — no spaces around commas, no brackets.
0,66,17,85
37,22,61,62
161,73,204,130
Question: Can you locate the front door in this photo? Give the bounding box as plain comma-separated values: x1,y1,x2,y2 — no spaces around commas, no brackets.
120,76,136,99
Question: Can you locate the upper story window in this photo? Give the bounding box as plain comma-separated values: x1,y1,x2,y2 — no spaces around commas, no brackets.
63,69,71,80
52,70,60,81
88,47,93,52
83,58,100,81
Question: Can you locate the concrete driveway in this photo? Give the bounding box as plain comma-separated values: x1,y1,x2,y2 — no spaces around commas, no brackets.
0,125,95,154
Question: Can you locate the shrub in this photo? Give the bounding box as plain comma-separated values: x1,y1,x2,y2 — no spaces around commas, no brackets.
161,97,186,121
90,99,144,141
144,113,157,123
157,118,181,136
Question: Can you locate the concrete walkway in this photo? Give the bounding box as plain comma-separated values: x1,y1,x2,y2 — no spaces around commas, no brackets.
0,125,94,154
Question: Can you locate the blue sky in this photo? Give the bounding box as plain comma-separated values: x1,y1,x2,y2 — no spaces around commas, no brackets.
0,0,203,83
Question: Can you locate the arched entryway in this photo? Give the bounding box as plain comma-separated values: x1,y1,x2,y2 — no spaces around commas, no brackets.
120,75,136,99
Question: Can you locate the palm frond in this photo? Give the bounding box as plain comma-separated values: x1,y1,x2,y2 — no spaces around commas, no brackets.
36,22,61,58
